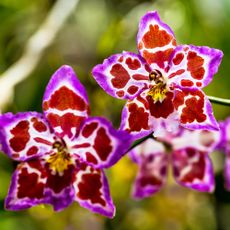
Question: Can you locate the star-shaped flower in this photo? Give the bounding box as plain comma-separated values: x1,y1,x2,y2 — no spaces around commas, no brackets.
92,11,223,138
129,127,220,198
0,65,131,218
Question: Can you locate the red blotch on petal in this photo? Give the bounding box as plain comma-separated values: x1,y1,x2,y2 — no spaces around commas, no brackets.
196,82,202,87
31,117,47,132
82,122,98,138
180,90,206,124
180,79,194,87
132,74,148,81
142,25,173,49
187,51,205,80
173,53,184,65
128,86,139,95
127,103,149,132
86,152,98,164
17,164,45,199
116,90,125,97
147,92,174,119
143,49,173,68
77,172,106,206
125,57,141,70
110,64,130,89
44,86,88,111
93,128,112,161
168,69,185,79
27,146,38,156
46,165,76,194
173,90,185,110
47,113,85,138
10,121,30,152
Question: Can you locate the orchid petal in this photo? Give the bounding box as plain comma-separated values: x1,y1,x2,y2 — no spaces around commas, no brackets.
168,45,223,89
43,65,89,139
74,163,115,218
130,139,167,198
92,52,150,100
71,117,131,168
0,112,54,161
137,11,176,69
173,88,219,131
172,148,215,192
5,160,47,210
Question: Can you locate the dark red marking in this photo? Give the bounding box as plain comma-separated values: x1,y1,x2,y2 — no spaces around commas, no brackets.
82,122,98,138
116,90,125,97
180,79,194,87
110,64,130,89
196,82,202,87
27,146,38,156
43,86,88,111
142,24,173,49
137,95,149,110
173,90,185,110
10,121,30,152
168,69,185,79
128,103,149,132
180,90,206,124
140,176,162,187
144,64,152,73
187,51,205,80
46,164,76,194
17,163,45,199
173,53,184,65
34,137,53,146
143,49,173,68
118,56,124,62
31,117,47,132
147,92,174,119
74,143,91,148
86,152,98,164
93,128,112,161
28,160,46,178
77,172,106,206
47,113,85,138
125,57,141,70
127,86,138,95
132,74,148,81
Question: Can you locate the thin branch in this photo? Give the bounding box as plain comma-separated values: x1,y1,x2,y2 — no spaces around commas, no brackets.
0,0,80,111
127,132,154,153
208,96,230,106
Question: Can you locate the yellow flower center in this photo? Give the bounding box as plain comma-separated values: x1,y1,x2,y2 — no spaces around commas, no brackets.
47,141,72,175
148,70,168,103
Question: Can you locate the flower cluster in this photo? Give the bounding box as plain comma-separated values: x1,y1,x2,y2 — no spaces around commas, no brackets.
0,10,228,218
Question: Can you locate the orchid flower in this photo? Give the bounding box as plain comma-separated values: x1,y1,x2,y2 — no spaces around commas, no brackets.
92,11,223,138
129,127,220,198
0,65,131,218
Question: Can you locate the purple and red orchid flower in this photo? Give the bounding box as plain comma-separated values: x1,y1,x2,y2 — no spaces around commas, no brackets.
0,65,131,218
129,127,220,198
92,11,223,138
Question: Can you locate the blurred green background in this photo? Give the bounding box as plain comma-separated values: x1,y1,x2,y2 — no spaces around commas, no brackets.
0,0,230,229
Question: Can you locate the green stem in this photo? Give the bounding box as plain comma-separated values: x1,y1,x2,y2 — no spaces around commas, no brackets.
208,96,230,106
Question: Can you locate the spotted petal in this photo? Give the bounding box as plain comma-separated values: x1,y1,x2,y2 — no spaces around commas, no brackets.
43,65,89,139
120,90,153,139
168,45,223,89
71,117,131,168
0,112,54,161
130,139,168,198
74,164,115,218
137,11,176,69
173,88,219,131
92,52,150,100
5,160,47,210
172,148,214,192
